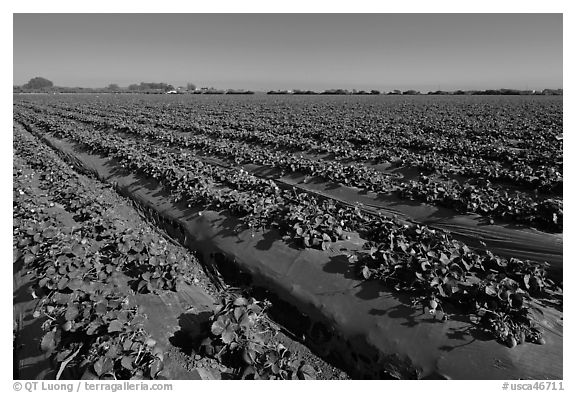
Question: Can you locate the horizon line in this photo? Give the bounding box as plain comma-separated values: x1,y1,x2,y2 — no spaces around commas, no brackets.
12,81,563,94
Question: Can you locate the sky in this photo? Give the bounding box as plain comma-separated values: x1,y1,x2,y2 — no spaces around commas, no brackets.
13,13,563,91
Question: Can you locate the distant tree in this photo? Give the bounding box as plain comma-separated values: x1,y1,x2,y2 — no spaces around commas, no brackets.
135,82,174,92
321,89,349,95
186,83,196,91
542,89,562,95
23,77,53,90
370,89,381,95
402,90,421,95
107,84,120,91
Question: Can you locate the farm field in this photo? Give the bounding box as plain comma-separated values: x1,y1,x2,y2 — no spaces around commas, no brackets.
13,93,563,380
13,121,345,380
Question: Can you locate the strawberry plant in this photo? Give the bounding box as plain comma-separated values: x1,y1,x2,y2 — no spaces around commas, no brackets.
199,292,315,380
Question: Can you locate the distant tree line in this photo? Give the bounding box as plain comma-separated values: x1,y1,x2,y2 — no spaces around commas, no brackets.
225,89,255,95
267,88,562,96
127,82,175,92
13,78,187,94
427,88,563,96
13,78,259,95
13,77,563,96
267,89,381,95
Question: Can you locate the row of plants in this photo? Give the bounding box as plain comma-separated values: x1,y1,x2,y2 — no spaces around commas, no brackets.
16,110,356,248
15,112,561,349
13,127,201,379
199,290,316,379
16,110,561,273
18,103,562,232
21,95,562,192
23,94,562,169
21,100,562,195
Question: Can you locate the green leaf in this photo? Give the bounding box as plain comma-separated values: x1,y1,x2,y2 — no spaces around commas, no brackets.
233,297,248,306
137,280,147,292
211,319,226,336
42,227,57,239
38,277,49,288
297,364,316,380
233,307,244,323
94,301,107,316
62,320,73,332
121,356,134,371
72,244,84,257
105,344,121,359
123,338,134,352
130,370,144,380
239,313,254,330
68,278,84,290
485,285,498,297
221,328,236,344
53,293,71,305
57,277,69,290
362,266,371,280
40,330,60,353
117,310,130,324
86,319,103,335
242,347,256,365
23,253,35,264
94,357,113,377
523,274,531,290
65,306,79,321
107,320,124,333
